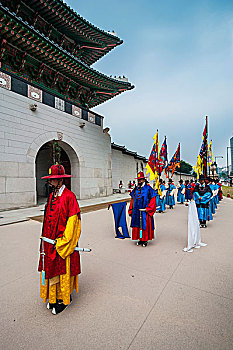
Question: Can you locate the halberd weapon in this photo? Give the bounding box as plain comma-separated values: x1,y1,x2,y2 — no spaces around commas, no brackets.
139,208,146,239
40,236,92,252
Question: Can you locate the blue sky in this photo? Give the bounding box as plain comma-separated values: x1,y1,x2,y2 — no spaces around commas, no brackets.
67,0,233,168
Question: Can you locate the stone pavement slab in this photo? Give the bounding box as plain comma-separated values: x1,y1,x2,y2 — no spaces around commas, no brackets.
128,281,233,350
0,198,233,349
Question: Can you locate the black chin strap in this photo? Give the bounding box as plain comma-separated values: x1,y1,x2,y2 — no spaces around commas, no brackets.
49,183,60,210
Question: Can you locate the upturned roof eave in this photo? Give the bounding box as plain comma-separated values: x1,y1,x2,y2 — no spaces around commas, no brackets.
23,0,123,46
54,0,123,43
0,5,134,92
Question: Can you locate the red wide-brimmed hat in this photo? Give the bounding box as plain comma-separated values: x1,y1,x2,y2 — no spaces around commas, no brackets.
41,164,72,179
135,171,146,180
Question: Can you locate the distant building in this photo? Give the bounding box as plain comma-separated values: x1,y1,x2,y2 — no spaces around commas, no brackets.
231,137,233,173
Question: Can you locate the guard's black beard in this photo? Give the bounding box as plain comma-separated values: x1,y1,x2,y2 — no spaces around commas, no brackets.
49,184,60,192
50,185,56,192
49,184,60,209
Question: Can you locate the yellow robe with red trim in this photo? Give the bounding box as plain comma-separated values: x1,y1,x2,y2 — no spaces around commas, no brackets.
40,214,81,305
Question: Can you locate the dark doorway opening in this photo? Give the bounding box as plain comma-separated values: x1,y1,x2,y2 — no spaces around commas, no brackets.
36,141,71,204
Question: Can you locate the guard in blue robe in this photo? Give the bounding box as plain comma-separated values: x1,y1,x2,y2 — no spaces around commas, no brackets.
165,179,176,209
208,180,216,217
155,189,161,212
177,180,185,204
193,175,212,227
214,180,220,205
158,179,166,212
128,172,157,247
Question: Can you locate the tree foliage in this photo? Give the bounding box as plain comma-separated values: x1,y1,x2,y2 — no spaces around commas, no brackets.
177,160,193,174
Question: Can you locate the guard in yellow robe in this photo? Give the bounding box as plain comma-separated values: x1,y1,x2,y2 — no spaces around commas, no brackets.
38,164,81,315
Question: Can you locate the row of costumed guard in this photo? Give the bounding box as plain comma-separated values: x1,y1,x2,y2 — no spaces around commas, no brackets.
38,165,222,314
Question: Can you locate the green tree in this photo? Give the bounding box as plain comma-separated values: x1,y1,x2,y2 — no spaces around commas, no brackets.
177,160,193,174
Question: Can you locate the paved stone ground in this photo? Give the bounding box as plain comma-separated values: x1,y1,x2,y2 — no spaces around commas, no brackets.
0,198,233,350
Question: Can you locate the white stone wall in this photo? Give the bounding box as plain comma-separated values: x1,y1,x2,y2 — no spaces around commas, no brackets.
111,149,146,190
160,172,193,185
0,87,112,209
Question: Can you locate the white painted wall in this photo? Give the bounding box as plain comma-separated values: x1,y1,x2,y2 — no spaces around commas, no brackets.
0,87,112,209
111,149,147,190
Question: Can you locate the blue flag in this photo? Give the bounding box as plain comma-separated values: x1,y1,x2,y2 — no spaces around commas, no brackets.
111,202,130,239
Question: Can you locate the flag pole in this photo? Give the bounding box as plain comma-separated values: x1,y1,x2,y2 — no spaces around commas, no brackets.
208,139,212,177
203,116,208,180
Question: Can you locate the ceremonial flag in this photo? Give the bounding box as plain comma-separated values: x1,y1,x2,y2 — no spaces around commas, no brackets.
158,137,168,175
208,140,213,166
200,116,208,178
110,202,130,239
193,154,203,180
164,143,181,178
146,130,162,195
193,116,208,179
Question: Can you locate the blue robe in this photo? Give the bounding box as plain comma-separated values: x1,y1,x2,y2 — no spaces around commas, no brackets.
209,184,216,215
155,189,161,212
130,184,156,230
177,184,185,203
193,184,212,221
185,184,192,201
215,185,219,205
165,184,176,206
156,184,166,212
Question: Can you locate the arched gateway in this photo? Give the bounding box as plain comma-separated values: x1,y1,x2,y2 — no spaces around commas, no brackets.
35,139,80,204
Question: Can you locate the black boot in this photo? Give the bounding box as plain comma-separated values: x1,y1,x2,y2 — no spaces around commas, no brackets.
52,296,72,315
47,302,56,310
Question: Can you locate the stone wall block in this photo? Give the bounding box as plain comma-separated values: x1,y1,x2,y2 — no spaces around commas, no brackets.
94,168,103,178
0,139,8,146
98,178,104,187
6,177,35,193
0,177,6,193
18,163,35,177
80,177,98,188
27,148,37,158
5,146,26,155
80,167,94,178
0,153,26,162
0,191,36,207
26,155,35,164
0,162,19,177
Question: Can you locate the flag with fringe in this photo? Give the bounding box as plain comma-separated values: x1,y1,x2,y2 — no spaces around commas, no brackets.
164,143,181,178
208,140,213,166
158,137,168,175
193,117,208,179
146,131,162,195
193,154,203,180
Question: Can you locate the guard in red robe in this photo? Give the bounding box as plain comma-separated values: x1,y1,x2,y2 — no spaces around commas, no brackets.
190,179,196,199
128,172,156,247
38,164,81,315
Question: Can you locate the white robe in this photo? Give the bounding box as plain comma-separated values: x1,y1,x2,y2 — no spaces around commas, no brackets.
184,200,207,252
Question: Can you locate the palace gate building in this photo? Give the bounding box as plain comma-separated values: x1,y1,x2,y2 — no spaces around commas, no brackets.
0,0,148,210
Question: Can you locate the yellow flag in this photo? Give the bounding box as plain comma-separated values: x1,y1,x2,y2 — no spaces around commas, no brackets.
146,131,162,195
